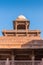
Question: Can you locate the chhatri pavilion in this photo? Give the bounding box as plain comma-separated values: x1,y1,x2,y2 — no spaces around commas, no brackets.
0,15,43,65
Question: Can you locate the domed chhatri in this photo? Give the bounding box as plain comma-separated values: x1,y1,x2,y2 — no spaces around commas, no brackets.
13,15,30,29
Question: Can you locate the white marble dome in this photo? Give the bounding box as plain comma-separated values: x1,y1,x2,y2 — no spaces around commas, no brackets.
17,15,27,19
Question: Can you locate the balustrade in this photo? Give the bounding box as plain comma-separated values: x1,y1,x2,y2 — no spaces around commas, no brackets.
0,60,41,65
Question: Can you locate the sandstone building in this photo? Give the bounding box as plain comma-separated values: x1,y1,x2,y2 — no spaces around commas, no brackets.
0,15,43,65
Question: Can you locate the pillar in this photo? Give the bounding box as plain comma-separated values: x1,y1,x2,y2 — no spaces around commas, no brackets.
32,50,35,65
5,58,10,65
11,52,15,65
15,21,17,30
26,22,28,36
32,56,35,65
26,22,27,30
41,58,43,65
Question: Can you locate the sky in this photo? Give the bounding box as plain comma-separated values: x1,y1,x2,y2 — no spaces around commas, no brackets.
0,0,43,38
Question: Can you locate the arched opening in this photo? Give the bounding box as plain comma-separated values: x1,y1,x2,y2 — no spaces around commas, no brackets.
17,24,26,30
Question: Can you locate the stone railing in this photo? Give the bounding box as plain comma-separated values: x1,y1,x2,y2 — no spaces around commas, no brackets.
0,60,41,65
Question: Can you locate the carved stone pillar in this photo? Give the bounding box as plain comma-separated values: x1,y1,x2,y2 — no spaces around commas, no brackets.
32,56,35,65
15,21,17,30
11,52,15,65
41,58,43,65
5,58,10,65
